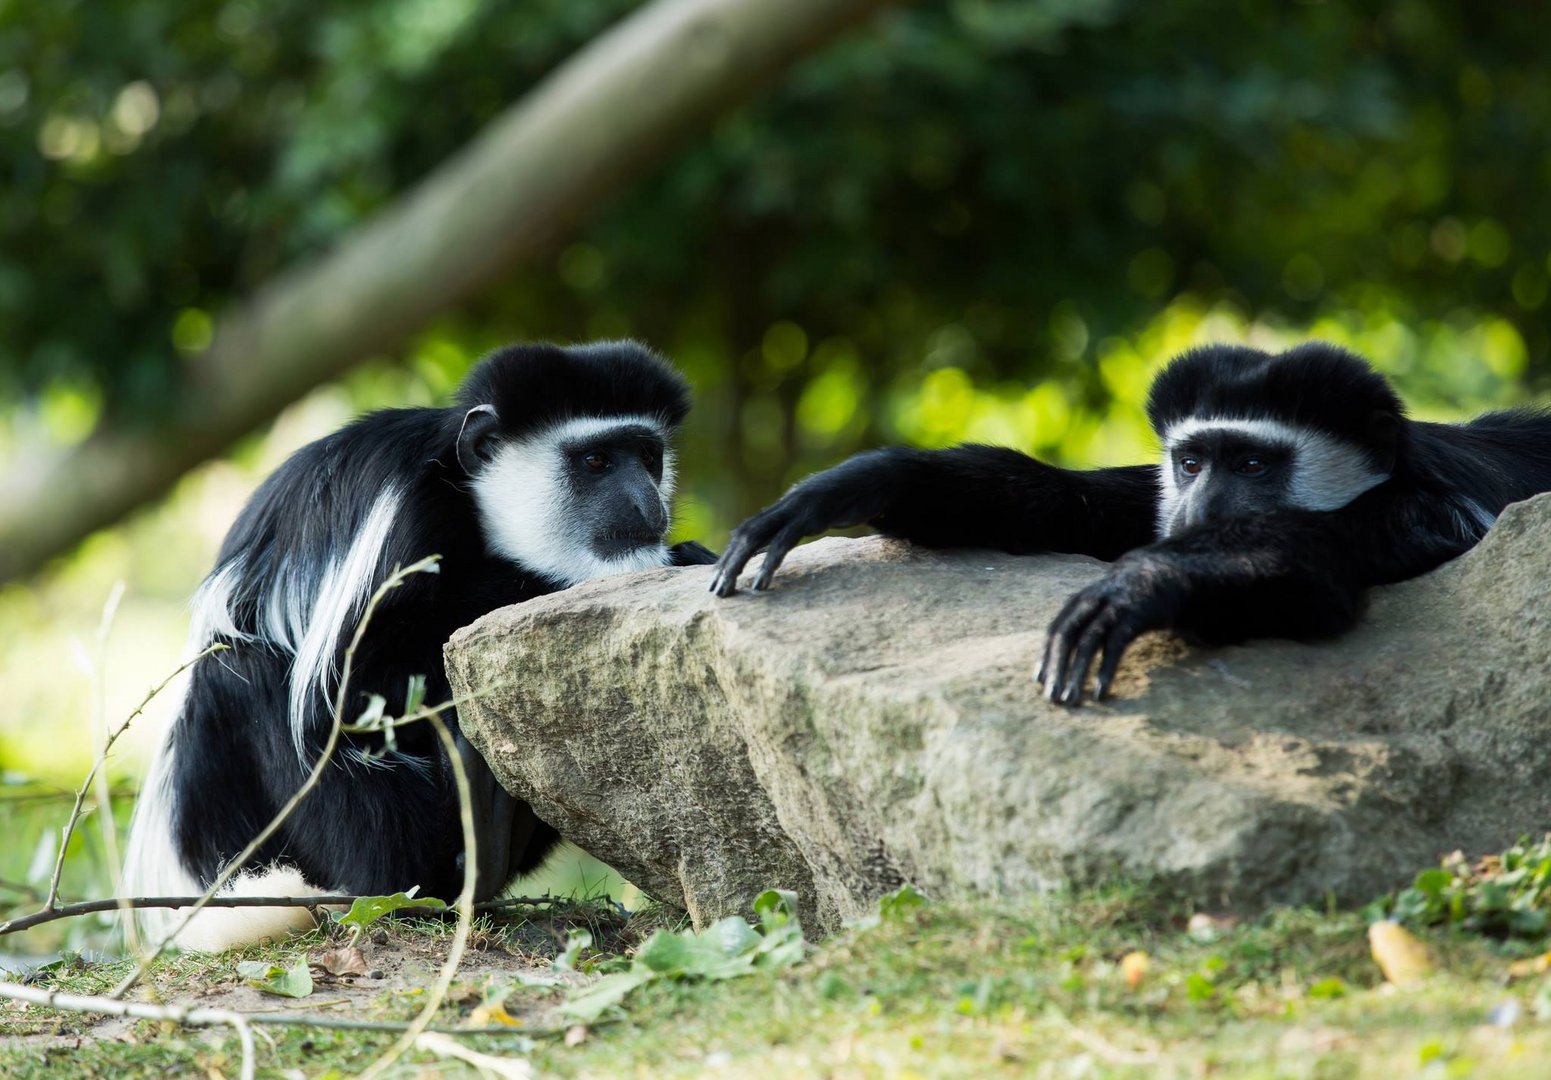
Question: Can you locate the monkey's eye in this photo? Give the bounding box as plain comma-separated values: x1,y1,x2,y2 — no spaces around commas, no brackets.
582,452,610,472
1179,456,1203,476
1237,458,1267,476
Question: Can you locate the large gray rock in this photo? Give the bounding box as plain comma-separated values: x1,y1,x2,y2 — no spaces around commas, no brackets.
445,494,1551,934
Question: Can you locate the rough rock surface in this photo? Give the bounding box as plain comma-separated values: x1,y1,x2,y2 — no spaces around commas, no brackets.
446,494,1551,934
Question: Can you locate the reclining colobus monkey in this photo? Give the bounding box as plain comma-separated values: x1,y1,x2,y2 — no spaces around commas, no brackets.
711,342,1551,704
123,341,715,950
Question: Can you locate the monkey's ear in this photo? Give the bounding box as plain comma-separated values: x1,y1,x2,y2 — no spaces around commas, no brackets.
456,404,502,474
1367,410,1401,473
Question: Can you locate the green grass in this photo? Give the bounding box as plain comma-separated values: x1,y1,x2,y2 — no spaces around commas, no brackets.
5,887,1550,1079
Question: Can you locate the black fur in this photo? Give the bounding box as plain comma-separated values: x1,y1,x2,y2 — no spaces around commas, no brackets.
710,343,1551,704
1146,342,1404,447
142,341,707,906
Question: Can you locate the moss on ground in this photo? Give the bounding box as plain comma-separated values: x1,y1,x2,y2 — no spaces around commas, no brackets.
4,888,1550,1078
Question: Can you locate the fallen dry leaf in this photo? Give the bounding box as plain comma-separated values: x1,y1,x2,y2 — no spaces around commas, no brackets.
1368,922,1433,986
565,1024,588,1047
314,947,369,977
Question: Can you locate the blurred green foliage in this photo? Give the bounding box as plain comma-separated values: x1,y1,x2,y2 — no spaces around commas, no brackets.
4,0,1551,517
3,0,1551,956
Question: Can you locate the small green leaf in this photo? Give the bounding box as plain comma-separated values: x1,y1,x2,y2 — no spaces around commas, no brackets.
753,923,806,971
635,921,758,980
558,887,808,1022
704,915,763,959
553,928,593,972
753,889,800,931
237,958,313,998
333,888,443,933
1185,972,1217,1002
404,673,427,714
1308,977,1348,999
1358,899,1390,924
878,883,930,919
1392,887,1434,923
1414,868,1453,898
354,694,387,729
558,969,653,1022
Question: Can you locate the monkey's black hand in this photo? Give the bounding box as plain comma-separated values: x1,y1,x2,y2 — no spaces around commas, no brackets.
670,540,719,566
1036,555,1184,706
710,453,903,597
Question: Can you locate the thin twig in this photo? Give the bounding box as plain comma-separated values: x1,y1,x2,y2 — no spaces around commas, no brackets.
48,581,122,913
341,679,507,735
2,893,557,937
356,709,479,1080
88,582,129,935
0,981,587,1038
417,1032,535,1078
472,896,568,915
0,878,43,902
110,557,441,998
0,787,138,805
5,895,360,936
2,982,242,1080
44,641,230,914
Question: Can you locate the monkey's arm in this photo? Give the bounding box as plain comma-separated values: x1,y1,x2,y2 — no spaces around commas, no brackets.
1038,484,1473,705
711,446,1158,596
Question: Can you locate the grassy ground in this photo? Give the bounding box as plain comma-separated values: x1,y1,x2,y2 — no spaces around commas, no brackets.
4,887,1549,1079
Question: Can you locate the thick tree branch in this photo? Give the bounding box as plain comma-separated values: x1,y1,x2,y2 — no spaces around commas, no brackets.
0,0,903,582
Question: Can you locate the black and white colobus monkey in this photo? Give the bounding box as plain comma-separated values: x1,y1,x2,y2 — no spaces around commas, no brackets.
124,341,714,949
711,343,1551,705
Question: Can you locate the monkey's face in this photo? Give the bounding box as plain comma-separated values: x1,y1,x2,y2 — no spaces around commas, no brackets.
1157,417,1390,537
463,413,676,586
565,424,672,557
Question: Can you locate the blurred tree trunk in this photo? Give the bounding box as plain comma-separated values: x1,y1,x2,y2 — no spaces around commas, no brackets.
0,0,904,584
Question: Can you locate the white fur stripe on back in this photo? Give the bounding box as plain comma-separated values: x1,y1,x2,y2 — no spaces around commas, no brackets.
284,486,403,761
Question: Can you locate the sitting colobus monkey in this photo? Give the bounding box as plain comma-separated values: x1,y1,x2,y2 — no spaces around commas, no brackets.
711,342,1551,704
123,341,714,949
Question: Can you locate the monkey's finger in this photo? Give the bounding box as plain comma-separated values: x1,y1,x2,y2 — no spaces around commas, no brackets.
709,551,747,597
1043,635,1078,704
710,526,770,596
1060,612,1114,706
750,524,805,591
1041,592,1101,703
1038,625,1072,701
1092,623,1137,702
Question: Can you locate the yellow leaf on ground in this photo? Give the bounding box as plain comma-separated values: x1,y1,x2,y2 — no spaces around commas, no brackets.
468,1002,524,1028
1368,922,1433,986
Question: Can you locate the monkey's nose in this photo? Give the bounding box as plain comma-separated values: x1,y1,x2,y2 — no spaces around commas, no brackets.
629,488,667,535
